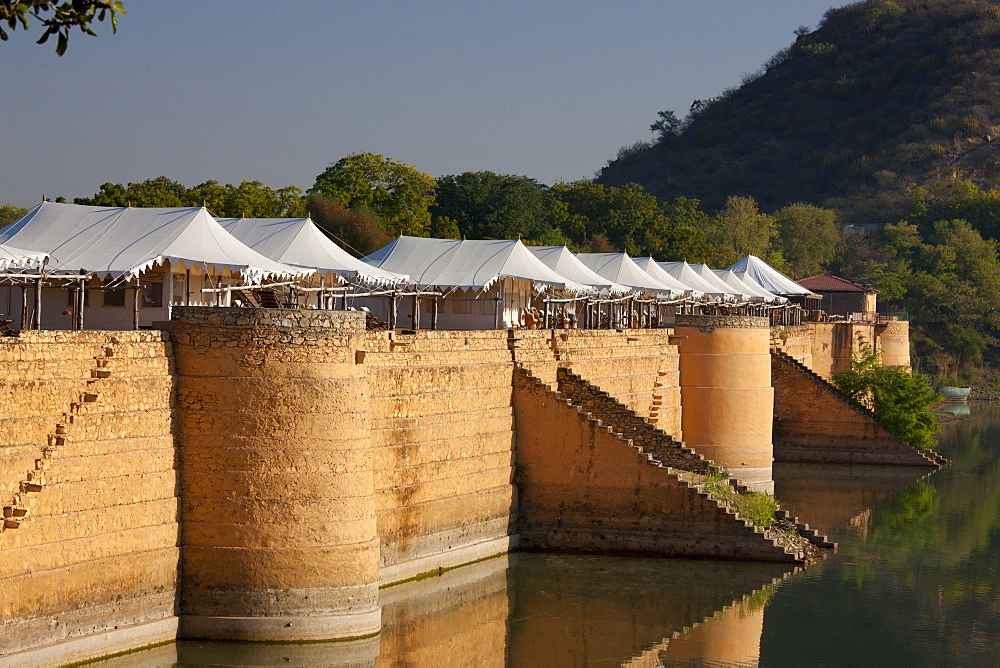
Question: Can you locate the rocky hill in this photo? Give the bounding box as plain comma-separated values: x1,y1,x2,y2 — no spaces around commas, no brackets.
598,0,1000,225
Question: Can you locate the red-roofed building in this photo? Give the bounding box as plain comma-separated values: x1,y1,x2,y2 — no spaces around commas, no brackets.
796,274,879,318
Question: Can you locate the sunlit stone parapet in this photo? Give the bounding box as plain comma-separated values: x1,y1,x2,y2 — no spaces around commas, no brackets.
171,307,381,642
675,315,774,493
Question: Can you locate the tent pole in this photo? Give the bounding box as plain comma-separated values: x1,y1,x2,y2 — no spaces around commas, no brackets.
133,278,140,330
413,293,420,330
389,292,396,330
76,276,85,330
185,269,191,306
20,286,28,330
494,280,502,330
431,296,438,330
33,276,42,330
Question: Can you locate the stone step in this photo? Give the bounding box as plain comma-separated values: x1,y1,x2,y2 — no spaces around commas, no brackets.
3,518,23,529
92,368,112,379
3,505,27,518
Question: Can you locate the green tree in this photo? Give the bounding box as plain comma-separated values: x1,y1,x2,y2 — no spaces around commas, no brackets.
773,203,840,278
907,180,1000,241
1,1,125,55
707,195,780,267
548,181,712,259
832,346,939,450
186,180,305,218
650,109,681,141
0,204,28,226
75,176,188,207
432,171,554,241
429,215,461,240
310,153,436,237
307,193,393,257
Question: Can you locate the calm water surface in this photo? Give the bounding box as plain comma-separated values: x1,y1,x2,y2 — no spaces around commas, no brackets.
98,405,1000,667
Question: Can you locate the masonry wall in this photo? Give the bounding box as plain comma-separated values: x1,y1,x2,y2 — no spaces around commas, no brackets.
512,369,797,562
0,331,178,663
513,329,683,439
771,351,939,466
674,315,774,492
771,326,812,367
171,308,382,642
361,329,518,584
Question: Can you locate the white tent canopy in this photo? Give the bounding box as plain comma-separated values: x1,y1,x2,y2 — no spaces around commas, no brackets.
632,257,704,297
0,242,47,270
657,261,733,298
728,255,816,297
689,263,747,297
363,236,590,293
528,246,630,295
714,268,787,303
575,252,680,296
218,217,408,286
0,202,305,283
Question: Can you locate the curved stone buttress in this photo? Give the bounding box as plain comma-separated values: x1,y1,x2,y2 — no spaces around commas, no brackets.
674,315,775,493
876,319,910,368
171,308,381,642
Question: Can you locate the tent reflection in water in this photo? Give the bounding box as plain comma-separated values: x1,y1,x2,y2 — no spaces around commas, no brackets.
0,202,306,330
360,237,590,330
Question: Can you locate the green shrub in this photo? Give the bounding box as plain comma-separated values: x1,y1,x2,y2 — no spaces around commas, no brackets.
833,346,941,449
733,493,779,529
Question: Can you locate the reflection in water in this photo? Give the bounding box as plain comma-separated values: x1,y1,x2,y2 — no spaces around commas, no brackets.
760,404,1000,667
92,406,1000,666
772,461,933,538
507,555,792,667
936,402,970,418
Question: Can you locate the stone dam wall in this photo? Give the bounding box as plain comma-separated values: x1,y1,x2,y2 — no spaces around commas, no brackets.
0,307,922,663
0,331,178,664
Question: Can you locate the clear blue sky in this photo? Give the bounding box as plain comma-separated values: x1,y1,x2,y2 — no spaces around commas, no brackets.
0,0,849,207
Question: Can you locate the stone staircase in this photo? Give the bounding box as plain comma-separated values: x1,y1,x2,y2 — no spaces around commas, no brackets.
2,340,118,532
555,367,711,473
516,365,835,562
771,349,947,467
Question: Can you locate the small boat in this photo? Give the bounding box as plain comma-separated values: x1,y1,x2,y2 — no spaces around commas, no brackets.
938,386,971,401
936,403,970,417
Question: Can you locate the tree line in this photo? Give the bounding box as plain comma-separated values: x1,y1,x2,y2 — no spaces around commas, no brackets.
0,152,843,279
8,154,1000,385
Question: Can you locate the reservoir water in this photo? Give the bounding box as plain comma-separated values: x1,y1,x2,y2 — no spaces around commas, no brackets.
97,405,1000,666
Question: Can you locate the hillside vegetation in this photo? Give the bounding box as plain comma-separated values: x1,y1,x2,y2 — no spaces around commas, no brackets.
598,0,1000,225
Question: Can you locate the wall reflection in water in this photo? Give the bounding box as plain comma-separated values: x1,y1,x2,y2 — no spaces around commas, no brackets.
91,462,934,667
108,554,791,667
773,461,933,538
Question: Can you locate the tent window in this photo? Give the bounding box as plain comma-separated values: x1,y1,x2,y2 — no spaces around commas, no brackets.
104,285,125,307
451,290,472,314
142,272,164,308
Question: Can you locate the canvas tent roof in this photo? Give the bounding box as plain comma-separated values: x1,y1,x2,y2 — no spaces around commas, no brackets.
632,257,704,297
363,236,590,293
656,261,733,298
0,242,47,270
527,246,629,295
713,268,786,302
218,217,407,286
574,252,680,296
0,202,305,283
688,263,748,297
728,255,816,297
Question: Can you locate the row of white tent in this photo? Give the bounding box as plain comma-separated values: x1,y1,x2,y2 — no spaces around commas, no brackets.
0,202,814,329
